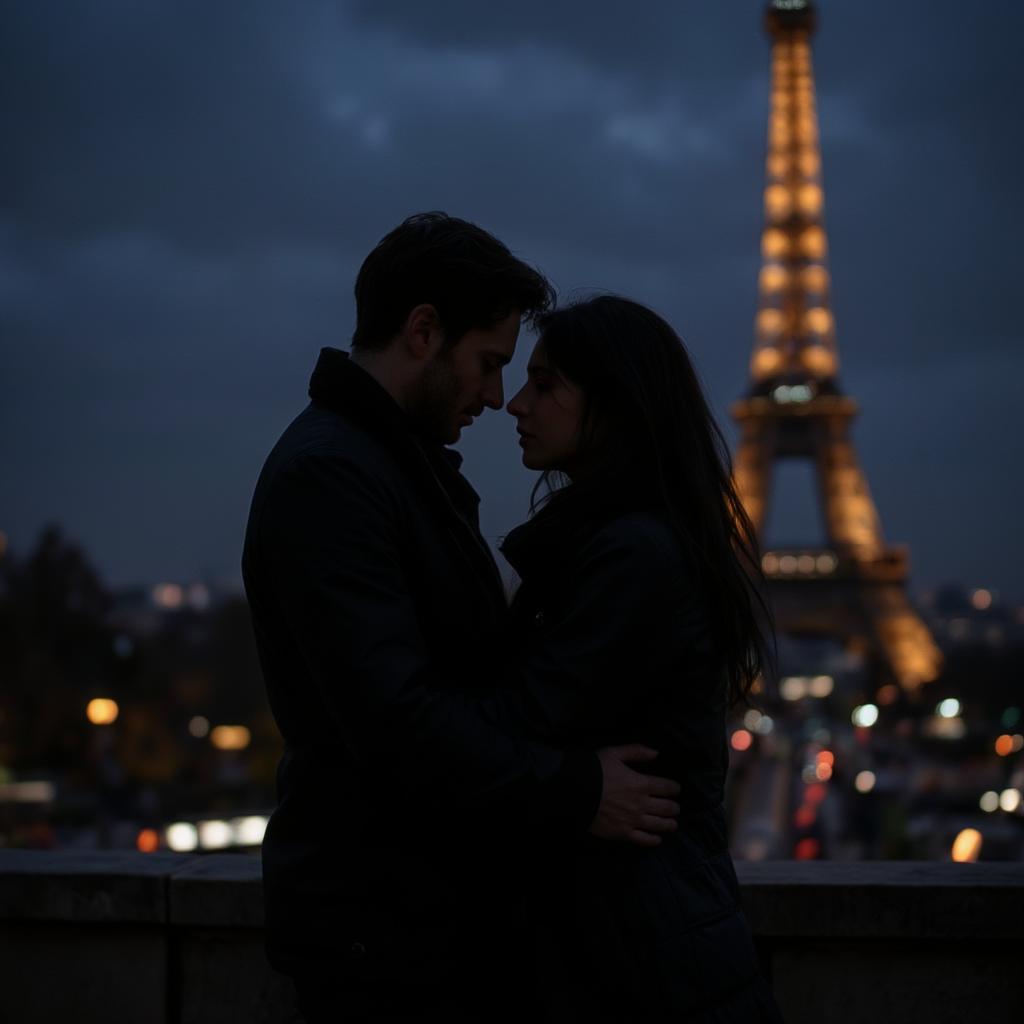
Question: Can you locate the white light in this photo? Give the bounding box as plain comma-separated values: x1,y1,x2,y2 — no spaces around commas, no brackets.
198,819,233,850
809,675,834,698
781,676,808,701
854,771,876,794
754,715,775,736
166,822,199,852
999,789,1021,813
979,791,1000,813
743,709,763,731
852,704,879,728
188,715,210,739
0,781,56,803
231,815,268,846
936,698,961,719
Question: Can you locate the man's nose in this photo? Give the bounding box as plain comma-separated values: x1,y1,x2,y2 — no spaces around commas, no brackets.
482,375,504,411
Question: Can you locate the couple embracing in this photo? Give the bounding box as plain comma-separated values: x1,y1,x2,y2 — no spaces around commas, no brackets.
242,213,784,1022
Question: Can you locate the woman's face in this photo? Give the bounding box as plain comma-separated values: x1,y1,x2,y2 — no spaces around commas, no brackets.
506,340,587,474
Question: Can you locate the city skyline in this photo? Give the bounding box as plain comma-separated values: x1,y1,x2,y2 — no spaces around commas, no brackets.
3,1,1022,598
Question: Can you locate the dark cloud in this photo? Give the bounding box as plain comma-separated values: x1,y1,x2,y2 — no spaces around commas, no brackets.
1,1,1021,597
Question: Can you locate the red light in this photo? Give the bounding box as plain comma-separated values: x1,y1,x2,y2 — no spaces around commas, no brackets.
805,783,828,805
794,837,820,860
137,829,159,853
730,729,753,752
793,804,816,829
816,749,834,767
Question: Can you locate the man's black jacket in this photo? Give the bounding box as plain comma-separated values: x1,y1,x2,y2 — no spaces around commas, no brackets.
242,348,602,983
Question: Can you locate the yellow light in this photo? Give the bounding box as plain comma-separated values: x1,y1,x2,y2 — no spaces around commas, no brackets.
210,725,251,751
764,184,792,220
797,151,820,177
804,307,833,335
198,820,233,849
797,183,823,216
799,226,827,259
797,554,816,574
762,553,780,574
779,554,798,574
951,828,982,863
802,265,829,293
757,308,785,338
767,153,789,178
86,698,119,726
761,229,789,260
760,265,788,293
752,346,783,378
801,345,835,376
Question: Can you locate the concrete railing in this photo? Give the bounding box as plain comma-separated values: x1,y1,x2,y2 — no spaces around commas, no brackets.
1,850,1022,1023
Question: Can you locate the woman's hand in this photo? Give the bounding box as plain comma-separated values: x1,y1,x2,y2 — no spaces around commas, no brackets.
589,744,681,847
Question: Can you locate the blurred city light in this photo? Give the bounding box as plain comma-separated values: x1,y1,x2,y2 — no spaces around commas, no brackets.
979,791,1000,813
995,735,1015,757
198,819,232,849
999,789,1021,813
165,822,198,852
794,837,820,860
210,725,251,751
86,698,119,726
951,828,983,863
231,815,268,846
854,771,876,794
781,676,808,701
852,704,879,728
808,675,834,698
188,716,210,739
0,781,56,803
936,698,961,718
152,582,184,610
970,589,993,611
731,729,753,752
136,829,160,853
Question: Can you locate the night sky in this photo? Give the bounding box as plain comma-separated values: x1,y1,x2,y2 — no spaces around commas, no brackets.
3,1,1022,600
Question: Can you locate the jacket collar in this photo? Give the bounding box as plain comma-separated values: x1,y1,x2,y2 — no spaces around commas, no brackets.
308,347,469,470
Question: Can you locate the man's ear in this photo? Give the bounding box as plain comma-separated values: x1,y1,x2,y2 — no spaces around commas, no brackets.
400,304,444,362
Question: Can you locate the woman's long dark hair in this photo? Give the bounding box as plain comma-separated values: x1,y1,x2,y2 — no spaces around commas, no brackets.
531,295,773,708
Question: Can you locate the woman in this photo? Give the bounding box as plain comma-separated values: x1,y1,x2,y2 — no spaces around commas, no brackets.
500,296,784,1022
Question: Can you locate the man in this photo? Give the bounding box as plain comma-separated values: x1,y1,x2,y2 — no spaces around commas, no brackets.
242,213,681,1022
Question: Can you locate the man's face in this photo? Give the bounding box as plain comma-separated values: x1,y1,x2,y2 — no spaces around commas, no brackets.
408,310,520,444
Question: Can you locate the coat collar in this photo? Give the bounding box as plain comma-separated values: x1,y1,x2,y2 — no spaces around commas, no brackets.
307,347,465,472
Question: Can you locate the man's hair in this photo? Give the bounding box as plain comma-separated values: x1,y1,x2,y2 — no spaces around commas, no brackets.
351,212,555,352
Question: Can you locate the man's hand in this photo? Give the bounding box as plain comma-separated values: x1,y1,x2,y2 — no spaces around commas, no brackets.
589,744,681,847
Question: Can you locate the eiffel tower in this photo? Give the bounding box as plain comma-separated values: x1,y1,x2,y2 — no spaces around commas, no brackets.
731,0,942,693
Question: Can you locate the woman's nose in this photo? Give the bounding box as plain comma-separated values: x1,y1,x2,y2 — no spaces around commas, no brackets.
506,386,527,417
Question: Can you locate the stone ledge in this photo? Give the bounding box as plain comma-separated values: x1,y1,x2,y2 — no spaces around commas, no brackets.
735,860,1024,940
2,851,1023,942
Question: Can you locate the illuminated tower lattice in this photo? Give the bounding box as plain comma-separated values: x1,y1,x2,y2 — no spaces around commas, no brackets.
732,0,942,692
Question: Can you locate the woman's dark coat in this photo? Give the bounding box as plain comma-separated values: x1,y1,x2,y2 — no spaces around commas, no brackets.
501,499,784,1022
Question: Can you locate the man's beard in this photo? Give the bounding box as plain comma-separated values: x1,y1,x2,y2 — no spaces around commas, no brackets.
406,348,462,444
